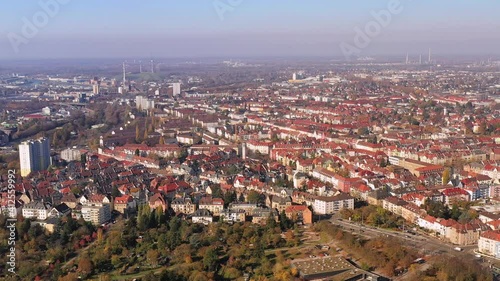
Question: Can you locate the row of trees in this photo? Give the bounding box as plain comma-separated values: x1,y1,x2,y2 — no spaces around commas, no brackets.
408,256,492,281
422,199,478,223
314,221,418,277
340,205,405,229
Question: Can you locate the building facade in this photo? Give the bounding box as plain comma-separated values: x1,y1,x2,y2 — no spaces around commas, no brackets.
19,138,51,177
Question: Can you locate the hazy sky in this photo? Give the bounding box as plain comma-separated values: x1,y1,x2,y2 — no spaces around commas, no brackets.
1,0,499,59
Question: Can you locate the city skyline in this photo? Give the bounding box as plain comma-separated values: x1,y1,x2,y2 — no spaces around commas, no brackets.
1,0,500,59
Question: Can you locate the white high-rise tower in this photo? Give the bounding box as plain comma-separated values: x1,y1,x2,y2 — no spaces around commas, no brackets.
122,62,126,86
172,83,181,95
19,138,51,177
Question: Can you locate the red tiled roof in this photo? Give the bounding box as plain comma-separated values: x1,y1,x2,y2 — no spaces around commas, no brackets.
285,205,309,213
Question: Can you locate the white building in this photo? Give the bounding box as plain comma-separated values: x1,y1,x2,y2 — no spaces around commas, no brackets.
246,140,272,155
19,138,51,177
313,193,354,215
42,107,51,116
22,201,51,220
135,96,155,111
81,205,111,225
92,84,100,95
80,195,111,225
191,209,213,225
199,197,224,216
220,209,246,223
60,148,82,162
172,82,181,95
479,230,500,258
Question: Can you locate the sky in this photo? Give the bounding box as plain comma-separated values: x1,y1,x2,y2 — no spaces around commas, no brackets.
1,0,499,59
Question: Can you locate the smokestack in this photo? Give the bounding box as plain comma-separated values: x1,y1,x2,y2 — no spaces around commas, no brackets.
122,62,126,86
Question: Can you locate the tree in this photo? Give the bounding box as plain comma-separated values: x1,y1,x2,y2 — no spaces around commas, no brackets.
266,213,278,230
135,124,140,143
78,256,93,275
147,249,159,266
238,193,245,202
111,186,121,197
203,247,219,271
357,127,370,135
58,273,79,281
18,218,31,237
97,228,104,243
52,131,59,147
247,191,262,204
223,191,237,207
80,153,87,165
279,210,292,230
337,168,350,178
423,199,450,219
450,204,461,221
155,206,166,226
211,184,223,198
442,168,451,185
137,204,151,230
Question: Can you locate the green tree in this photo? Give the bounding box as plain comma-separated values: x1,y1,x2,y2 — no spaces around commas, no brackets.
137,204,151,230
442,168,451,185
147,249,159,266
357,127,370,135
247,191,262,204
223,191,237,208
279,210,292,230
203,247,219,271
111,186,121,198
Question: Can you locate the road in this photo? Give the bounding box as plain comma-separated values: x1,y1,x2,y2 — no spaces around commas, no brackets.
330,217,477,259
328,217,500,280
